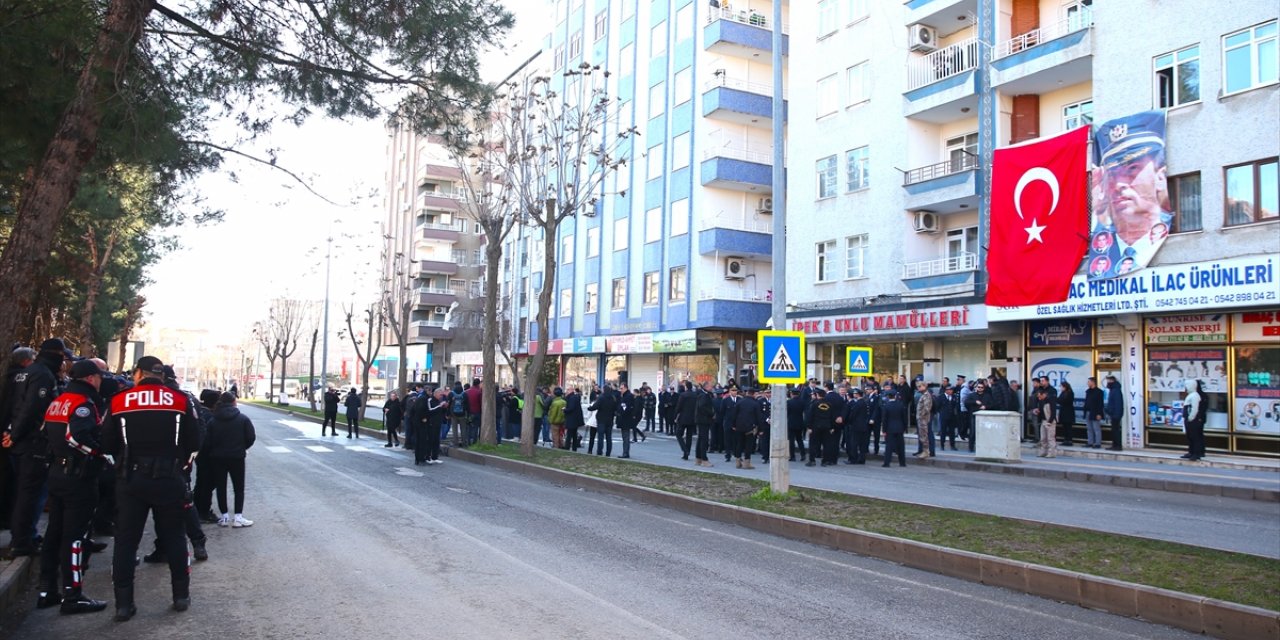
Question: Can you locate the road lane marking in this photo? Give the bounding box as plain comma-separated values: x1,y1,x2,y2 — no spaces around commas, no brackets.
394,467,424,477
305,446,333,453
265,446,291,454
349,446,372,452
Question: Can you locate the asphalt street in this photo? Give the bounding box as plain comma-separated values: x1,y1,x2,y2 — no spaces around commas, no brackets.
6,403,1206,639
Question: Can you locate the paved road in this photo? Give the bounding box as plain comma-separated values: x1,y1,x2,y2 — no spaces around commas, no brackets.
5,404,1204,639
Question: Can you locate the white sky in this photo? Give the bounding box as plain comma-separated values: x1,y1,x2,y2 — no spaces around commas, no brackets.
142,1,548,346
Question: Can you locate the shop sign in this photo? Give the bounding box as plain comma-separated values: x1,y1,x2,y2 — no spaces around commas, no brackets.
570,337,606,354
988,255,1278,321
1028,350,1092,421
1145,315,1228,344
1233,311,1280,342
450,351,485,366
789,304,985,338
607,333,653,353
1096,318,1124,345
1028,320,1094,347
652,330,697,353
1148,348,1228,394
527,339,564,355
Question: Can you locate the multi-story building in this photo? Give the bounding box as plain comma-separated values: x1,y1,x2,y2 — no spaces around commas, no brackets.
787,0,1278,456
381,123,488,388
502,0,790,391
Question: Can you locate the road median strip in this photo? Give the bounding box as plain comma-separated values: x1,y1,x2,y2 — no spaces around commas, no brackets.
450,445,1278,640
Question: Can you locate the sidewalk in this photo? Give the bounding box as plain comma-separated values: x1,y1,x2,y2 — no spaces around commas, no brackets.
534,428,1280,559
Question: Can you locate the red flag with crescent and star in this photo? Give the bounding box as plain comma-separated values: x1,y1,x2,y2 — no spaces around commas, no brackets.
986,126,1091,307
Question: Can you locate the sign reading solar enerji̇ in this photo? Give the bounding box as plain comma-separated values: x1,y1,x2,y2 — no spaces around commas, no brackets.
757,330,805,384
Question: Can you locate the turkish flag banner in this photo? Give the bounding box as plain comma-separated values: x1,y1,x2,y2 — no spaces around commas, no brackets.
986,127,1091,307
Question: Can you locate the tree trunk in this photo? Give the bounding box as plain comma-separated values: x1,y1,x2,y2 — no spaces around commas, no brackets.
308,328,318,411
521,216,558,457
79,230,117,356
480,235,503,446
115,296,142,373
0,0,154,354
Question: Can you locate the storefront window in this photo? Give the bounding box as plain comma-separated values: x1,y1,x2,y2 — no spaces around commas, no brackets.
1235,346,1280,436
563,356,597,393
605,356,627,386
666,354,719,388
1147,347,1229,431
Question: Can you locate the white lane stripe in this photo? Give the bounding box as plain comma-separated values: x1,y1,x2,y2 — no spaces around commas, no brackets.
306,446,333,453
349,446,372,452
265,446,291,454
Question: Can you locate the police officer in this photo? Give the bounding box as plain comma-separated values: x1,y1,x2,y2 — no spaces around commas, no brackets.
36,359,110,614
101,356,200,621
5,338,70,558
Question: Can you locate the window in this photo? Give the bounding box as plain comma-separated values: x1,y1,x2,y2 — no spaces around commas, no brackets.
1155,45,1200,108
675,3,693,42
519,276,528,308
1224,159,1279,225
616,159,632,194
1065,0,1093,30
562,234,574,263
670,198,689,236
671,132,690,170
816,155,838,198
619,44,634,77
647,143,664,181
650,20,667,56
569,30,582,59
648,82,665,113
616,100,632,130
669,266,686,302
554,45,565,69
619,0,633,20
673,67,692,105
560,289,572,317
1168,173,1202,233
845,146,869,192
816,240,836,282
594,10,607,41
645,206,662,243
584,283,599,313
846,62,869,105
844,235,867,279
1223,20,1277,94
643,271,660,305
845,0,869,22
817,0,837,37
946,226,978,261
946,133,978,172
612,278,627,309
1062,99,1093,130
817,74,838,117
614,217,629,250
586,226,601,257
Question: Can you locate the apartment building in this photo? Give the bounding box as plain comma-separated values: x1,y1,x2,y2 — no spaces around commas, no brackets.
502,0,790,391
786,0,1278,455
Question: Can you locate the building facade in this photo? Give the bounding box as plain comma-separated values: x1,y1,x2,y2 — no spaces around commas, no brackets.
502,0,790,391
786,0,1278,456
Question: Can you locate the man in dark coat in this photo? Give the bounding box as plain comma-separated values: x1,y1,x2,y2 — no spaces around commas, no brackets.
693,382,716,467
786,388,807,461
674,381,698,460
843,387,871,463
880,390,909,467
963,380,994,452
727,387,763,469
935,384,960,451
6,338,68,558
804,382,844,467
615,384,642,458
587,385,617,457
564,387,585,451
1105,375,1125,451
321,387,341,436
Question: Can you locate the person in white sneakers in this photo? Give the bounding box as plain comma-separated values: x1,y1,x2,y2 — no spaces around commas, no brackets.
205,393,256,528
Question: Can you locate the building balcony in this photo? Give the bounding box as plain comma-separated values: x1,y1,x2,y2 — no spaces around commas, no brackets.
702,78,786,129
697,215,772,260
991,13,1094,94
904,0,978,37
412,260,459,277
697,287,772,303
415,222,461,244
703,7,789,60
903,37,980,123
900,252,979,293
417,164,462,184
418,191,462,211
902,155,980,213
411,319,450,340
416,287,457,308
700,138,775,192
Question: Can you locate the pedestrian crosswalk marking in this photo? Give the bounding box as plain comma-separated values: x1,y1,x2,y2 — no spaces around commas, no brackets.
349,446,372,452
306,446,333,452
767,345,797,373
265,446,291,453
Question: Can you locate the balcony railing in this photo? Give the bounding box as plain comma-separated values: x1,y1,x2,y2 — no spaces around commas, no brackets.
416,286,454,296
705,6,788,33
697,287,772,302
906,37,981,91
994,12,1094,59
901,252,977,278
417,221,461,232
412,319,447,329
700,216,772,234
903,154,979,186
703,133,776,164
703,76,775,96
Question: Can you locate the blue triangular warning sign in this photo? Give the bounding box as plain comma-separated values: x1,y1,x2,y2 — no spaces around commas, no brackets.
852,355,866,370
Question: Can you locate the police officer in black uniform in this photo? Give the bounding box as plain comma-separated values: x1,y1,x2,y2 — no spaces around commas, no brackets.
36,359,111,614
101,356,201,621
5,338,69,558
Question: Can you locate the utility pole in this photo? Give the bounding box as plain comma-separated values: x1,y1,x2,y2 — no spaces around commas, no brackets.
769,0,789,494
321,234,333,394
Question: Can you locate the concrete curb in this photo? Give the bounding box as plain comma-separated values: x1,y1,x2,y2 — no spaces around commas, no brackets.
0,557,35,620
450,448,1280,640
1036,447,1280,473
919,455,1280,503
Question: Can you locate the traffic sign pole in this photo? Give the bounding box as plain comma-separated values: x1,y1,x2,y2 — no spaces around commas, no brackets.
769,0,788,495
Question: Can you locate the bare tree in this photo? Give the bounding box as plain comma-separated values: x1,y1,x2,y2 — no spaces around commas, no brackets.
269,298,306,396
254,320,278,399
342,300,384,423
305,303,320,410
381,246,415,404
495,66,636,456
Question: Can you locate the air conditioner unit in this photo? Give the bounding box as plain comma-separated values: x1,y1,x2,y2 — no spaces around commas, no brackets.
909,24,938,52
434,306,450,314
756,197,773,214
912,210,940,233
724,257,746,280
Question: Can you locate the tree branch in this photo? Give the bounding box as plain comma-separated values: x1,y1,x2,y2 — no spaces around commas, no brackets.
184,139,341,205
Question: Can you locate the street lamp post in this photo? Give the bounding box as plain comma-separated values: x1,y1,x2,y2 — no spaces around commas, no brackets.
320,234,333,393
769,0,790,494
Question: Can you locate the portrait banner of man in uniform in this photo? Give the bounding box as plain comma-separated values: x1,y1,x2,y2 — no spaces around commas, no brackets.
1085,110,1171,280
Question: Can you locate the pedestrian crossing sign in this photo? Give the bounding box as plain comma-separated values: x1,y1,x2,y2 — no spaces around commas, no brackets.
757,330,805,384
845,346,874,376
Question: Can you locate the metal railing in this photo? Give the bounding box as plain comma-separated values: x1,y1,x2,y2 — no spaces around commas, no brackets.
699,216,773,234
416,286,455,296
705,6,789,33
703,133,776,164
901,252,977,278
416,221,461,233
903,153,979,186
906,37,981,91
697,287,772,302
702,76,775,96
994,11,1094,59
412,319,447,329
